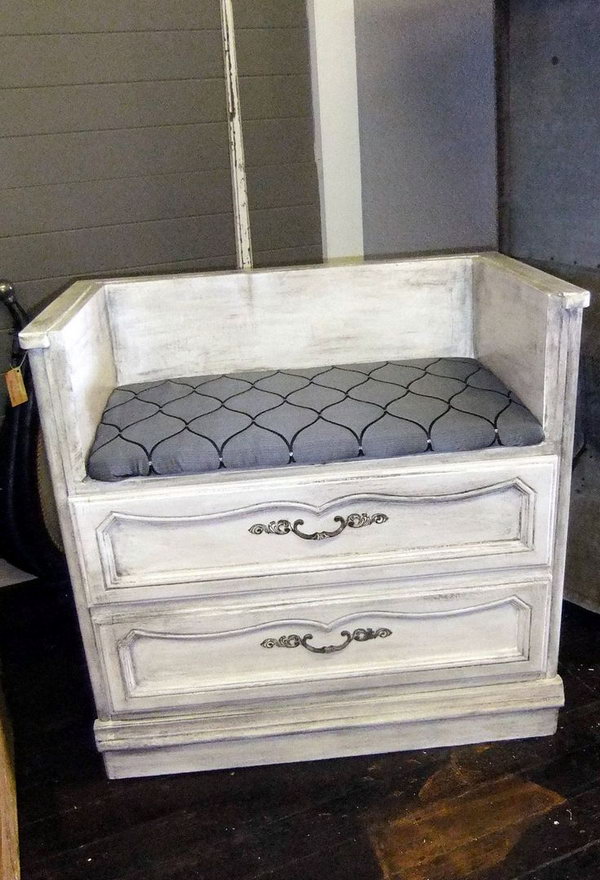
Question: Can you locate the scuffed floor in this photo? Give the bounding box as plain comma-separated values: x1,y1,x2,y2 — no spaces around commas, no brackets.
1,582,600,880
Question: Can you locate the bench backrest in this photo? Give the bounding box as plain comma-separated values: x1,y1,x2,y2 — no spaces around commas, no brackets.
105,257,474,385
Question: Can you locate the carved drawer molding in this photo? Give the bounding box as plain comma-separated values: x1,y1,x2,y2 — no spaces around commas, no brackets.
95,587,543,714
93,477,544,592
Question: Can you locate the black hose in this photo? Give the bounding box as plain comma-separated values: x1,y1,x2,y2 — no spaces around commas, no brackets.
0,281,67,580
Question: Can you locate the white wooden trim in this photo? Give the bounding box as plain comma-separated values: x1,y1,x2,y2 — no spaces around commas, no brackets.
220,0,252,269
307,0,364,261
98,676,563,778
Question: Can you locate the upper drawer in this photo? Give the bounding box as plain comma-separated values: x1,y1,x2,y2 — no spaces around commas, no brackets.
72,456,557,603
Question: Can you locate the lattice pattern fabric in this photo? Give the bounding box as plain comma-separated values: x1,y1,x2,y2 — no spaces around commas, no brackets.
87,357,544,481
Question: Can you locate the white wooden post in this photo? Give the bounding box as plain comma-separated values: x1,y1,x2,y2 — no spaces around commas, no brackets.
307,0,364,261
220,0,253,269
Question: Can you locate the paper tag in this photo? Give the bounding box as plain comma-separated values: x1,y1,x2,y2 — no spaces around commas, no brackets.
4,366,28,407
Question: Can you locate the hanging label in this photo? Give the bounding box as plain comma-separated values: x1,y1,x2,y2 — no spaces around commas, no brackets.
4,366,28,407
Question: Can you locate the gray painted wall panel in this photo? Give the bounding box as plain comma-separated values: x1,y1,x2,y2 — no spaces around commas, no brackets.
247,164,320,210
234,0,307,28
17,255,238,315
244,118,315,167
1,79,226,137
1,215,235,282
354,0,497,256
235,1,321,266
251,205,322,252
0,1,221,33
0,124,230,188
506,0,600,268
0,172,232,237
236,29,310,76
0,2,235,315
0,32,224,87
239,74,313,120
0,1,321,308
253,244,322,267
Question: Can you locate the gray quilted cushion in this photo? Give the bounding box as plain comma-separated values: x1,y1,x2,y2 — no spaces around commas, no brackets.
87,357,544,481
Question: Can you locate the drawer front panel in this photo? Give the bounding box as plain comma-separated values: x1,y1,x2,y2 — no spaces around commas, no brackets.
94,581,549,713
74,458,556,602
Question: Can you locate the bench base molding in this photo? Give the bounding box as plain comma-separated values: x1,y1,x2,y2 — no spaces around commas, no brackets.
96,676,564,779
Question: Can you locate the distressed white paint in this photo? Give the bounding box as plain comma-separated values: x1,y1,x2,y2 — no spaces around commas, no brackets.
307,0,364,260
98,676,563,778
20,253,588,777
220,0,252,268
71,459,555,605
94,583,546,714
105,256,472,384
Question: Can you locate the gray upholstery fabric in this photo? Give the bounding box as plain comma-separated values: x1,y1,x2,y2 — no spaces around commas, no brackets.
87,357,544,481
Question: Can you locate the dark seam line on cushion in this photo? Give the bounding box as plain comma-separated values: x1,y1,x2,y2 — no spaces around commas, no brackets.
447,396,504,429
420,365,499,426
210,375,297,463
219,423,292,465
165,424,222,456
426,364,486,448
493,397,518,447
359,388,431,445
102,397,159,426
146,410,209,459
155,417,229,468
91,403,162,456
167,407,249,459
102,389,137,413
186,427,225,458
228,364,378,458
187,368,332,468
93,429,153,462
459,371,515,439
218,394,298,460
400,358,459,449
152,424,222,470
256,371,312,392
306,363,394,450
138,380,198,405
89,358,543,477
225,362,383,464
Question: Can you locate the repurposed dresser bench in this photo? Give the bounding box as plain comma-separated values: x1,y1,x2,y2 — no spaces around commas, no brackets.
20,253,589,778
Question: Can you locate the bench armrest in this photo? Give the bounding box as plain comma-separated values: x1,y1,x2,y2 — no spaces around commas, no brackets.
473,253,589,441
19,281,117,488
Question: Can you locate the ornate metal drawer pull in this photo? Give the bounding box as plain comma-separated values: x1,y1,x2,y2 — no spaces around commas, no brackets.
249,512,388,541
261,627,392,654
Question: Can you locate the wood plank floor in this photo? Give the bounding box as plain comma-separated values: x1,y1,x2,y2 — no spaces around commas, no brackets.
1,580,599,880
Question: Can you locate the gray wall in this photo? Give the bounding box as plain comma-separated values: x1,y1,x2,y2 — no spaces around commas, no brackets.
0,0,236,317
0,0,320,412
0,0,320,310
354,0,498,257
499,0,600,611
235,0,321,267
501,0,600,448
503,0,600,270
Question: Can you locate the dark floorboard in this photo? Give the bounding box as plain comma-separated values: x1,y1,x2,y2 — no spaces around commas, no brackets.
1,581,599,880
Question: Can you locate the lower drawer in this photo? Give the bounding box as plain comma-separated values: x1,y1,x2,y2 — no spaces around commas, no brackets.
92,580,550,715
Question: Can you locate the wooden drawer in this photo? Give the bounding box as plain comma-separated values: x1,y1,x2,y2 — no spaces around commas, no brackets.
92,580,550,715
73,457,556,603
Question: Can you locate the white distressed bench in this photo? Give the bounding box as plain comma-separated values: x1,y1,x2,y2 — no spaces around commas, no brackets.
20,252,589,779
